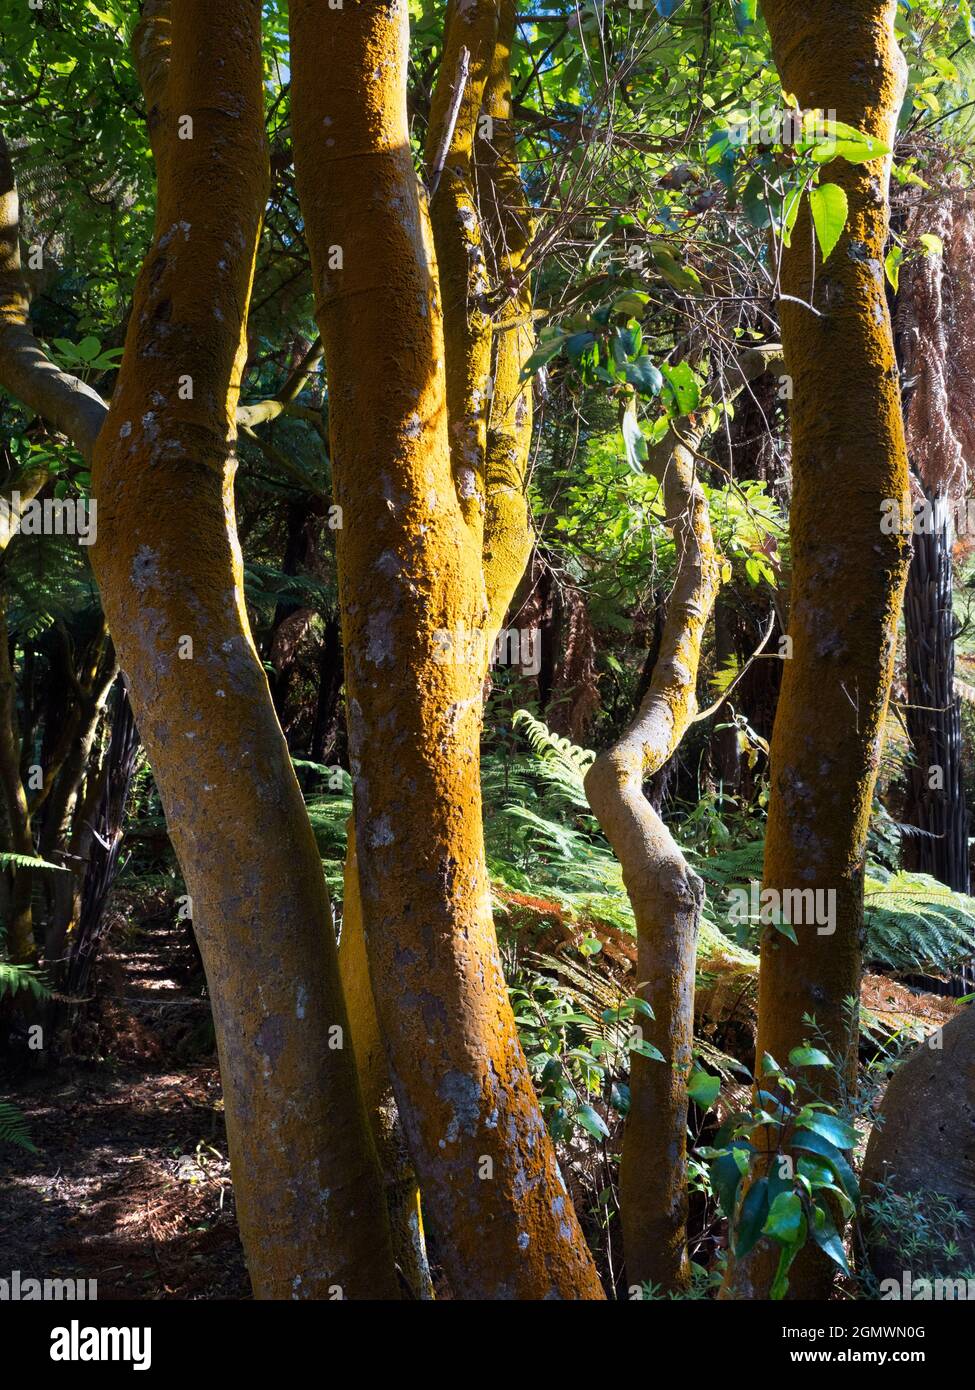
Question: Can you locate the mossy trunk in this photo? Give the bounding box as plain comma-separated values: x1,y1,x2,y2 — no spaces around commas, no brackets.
736,0,911,1299
290,0,602,1300
90,0,397,1301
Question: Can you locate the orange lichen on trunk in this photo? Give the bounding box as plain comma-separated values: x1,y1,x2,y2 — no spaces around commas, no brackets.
90,0,397,1300
736,0,911,1299
425,0,499,531
478,0,535,638
290,0,602,1299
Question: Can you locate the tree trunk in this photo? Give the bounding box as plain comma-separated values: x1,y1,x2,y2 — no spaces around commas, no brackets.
733,0,910,1299
903,492,969,898
89,0,397,1301
585,427,718,1295
290,0,603,1300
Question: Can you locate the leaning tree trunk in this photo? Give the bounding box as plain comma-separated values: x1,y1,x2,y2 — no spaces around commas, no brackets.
585,427,718,1296
903,491,969,900
585,348,780,1295
89,0,398,1300
728,0,911,1300
290,0,603,1300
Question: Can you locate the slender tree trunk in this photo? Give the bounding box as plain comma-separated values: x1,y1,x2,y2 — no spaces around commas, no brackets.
339,823,433,1299
0,592,33,963
290,0,603,1299
585,427,718,1294
66,681,139,1002
90,0,397,1300
0,468,47,964
731,0,910,1299
903,491,969,896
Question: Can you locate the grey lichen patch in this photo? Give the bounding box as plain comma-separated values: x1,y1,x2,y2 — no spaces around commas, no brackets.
255,1012,286,1067
131,545,160,592
365,611,395,667
439,1069,480,1144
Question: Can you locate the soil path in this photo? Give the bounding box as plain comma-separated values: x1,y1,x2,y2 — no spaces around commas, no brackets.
0,917,248,1300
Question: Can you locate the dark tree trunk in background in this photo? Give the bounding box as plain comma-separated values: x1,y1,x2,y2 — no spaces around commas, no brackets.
903,491,969,894
309,613,343,763
902,491,972,996
65,679,139,1001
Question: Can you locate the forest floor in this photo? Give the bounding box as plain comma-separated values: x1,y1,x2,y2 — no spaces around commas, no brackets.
0,909,249,1299
0,891,958,1301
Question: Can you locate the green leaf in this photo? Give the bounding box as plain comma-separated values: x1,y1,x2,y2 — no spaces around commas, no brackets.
732,0,758,33
763,1190,804,1244
565,331,596,363
710,1144,749,1220
521,336,567,377
788,1046,833,1069
772,917,798,945
770,1239,802,1300
735,1176,770,1258
630,1038,666,1062
918,232,943,257
885,245,904,291
576,1104,610,1140
648,243,702,293
74,336,102,363
0,851,70,874
759,1052,783,1077
809,183,848,263
809,1201,851,1273
796,1109,856,1151
625,357,664,396
688,1069,721,1109
742,173,771,231
791,1129,860,1204
660,361,700,416
621,409,648,473
611,291,650,318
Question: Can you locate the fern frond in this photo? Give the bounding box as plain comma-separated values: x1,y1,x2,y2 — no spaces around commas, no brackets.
0,1100,38,1153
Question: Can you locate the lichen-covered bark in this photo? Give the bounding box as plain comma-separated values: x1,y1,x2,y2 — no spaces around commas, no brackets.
477,0,534,637
585,425,717,1294
290,0,602,1299
339,823,433,1299
737,0,910,1299
89,0,397,1300
425,0,498,530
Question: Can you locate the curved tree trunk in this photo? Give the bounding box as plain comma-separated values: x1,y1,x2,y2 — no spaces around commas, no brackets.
730,0,910,1300
584,347,779,1294
585,427,718,1295
89,0,397,1301
290,0,602,1300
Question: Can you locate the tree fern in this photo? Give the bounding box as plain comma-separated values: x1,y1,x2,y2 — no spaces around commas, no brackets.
691,837,975,976
0,1099,38,1154
862,869,975,974
511,709,595,810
